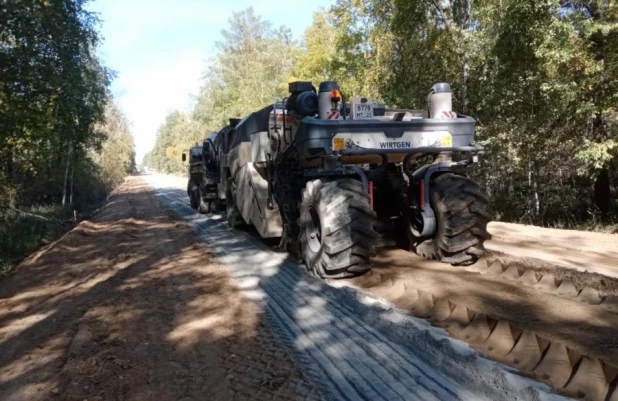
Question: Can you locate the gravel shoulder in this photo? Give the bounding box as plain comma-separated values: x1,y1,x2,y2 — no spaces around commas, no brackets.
0,176,319,401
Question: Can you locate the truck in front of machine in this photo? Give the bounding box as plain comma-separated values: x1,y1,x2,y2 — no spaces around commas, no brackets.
210,81,492,278
182,135,221,214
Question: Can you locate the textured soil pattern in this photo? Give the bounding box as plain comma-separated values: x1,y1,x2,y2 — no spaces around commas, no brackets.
486,221,618,280
148,174,567,401
486,251,618,296
0,177,319,401
347,251,618,401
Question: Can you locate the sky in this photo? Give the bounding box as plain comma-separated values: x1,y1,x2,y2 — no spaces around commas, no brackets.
87,0,334,163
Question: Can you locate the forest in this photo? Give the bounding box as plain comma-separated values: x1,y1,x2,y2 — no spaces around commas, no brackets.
144,0,617,229
1,0,135,269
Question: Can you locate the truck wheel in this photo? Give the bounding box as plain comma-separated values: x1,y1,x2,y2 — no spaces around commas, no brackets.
210,200,220,214
415,173,491,265
189,190,199,209
226,185,246,228
198,188,210,214
298,178,378,279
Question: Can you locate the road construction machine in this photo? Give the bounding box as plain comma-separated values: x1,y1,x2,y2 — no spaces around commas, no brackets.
182,135,222,214
214,81,491,278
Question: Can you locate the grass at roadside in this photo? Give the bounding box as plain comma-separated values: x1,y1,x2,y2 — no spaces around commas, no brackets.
0,205,68,275
0,200,107,276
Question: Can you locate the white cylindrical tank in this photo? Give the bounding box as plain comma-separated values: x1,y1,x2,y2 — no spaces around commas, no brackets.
428,83,453,119
318,81,340,119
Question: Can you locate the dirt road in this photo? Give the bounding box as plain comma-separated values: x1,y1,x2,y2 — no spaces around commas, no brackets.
0,177,319,401
4,173,614,401
146,173,571,401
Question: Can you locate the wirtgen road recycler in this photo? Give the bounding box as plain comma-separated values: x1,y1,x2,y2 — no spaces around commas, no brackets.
190,81,491,278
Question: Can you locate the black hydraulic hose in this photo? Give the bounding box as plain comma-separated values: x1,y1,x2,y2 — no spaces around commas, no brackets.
350,166,369,193
282,97,289,145
403,153,415,180
266,155,274,210
272,106,278,131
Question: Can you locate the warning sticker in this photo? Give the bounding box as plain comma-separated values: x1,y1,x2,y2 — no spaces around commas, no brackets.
333,137,345,151
441,134,452,147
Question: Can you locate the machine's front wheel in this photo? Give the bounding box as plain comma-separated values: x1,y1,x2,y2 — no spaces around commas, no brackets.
298,178,378,278
414,173,492,265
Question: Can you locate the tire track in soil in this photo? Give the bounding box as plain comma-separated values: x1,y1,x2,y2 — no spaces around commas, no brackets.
482,252,618,310
147,175,570,401
154,192,424,401
151,188,467,401
345,254,618,401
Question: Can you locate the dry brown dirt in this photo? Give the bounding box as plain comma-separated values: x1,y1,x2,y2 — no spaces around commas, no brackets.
345,249,618,401
348,250,618,365
0,177,319,401
486,221,618,280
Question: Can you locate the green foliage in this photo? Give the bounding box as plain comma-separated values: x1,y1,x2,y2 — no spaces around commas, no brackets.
468,0,618,223
92,102,136,193
146,8,296,174
144,112,196,174
0,206,67,274
0,0,133,207
292,11,337,84
0,0,136,272
145,3,617,227
337,0,618,224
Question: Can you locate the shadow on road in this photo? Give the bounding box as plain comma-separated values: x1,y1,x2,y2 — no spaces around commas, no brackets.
0,177,318,401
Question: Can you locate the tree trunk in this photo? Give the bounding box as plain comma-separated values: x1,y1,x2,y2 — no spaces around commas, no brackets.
461,0,473,114
594,168,611,220
61,157,70,207
462,47,470,114
61,147,72,207
528,161,539,219
533,174,540,218
6,155,15,207
69,158,75,205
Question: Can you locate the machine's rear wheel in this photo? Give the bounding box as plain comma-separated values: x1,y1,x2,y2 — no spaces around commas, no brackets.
210,200,220,214
414,173,491,265
189,189,199,209
198,188,210,214
298,178,378,278
226,181,246,228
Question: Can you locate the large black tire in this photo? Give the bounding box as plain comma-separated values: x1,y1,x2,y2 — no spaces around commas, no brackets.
189,189,199,209
415,173,491,265
210,199,220,214
197,187,210,214
226,182,246,228
298,178,378,279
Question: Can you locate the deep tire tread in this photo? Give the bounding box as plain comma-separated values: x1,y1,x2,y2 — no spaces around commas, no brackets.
415,173,491,266
299,178,377,279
